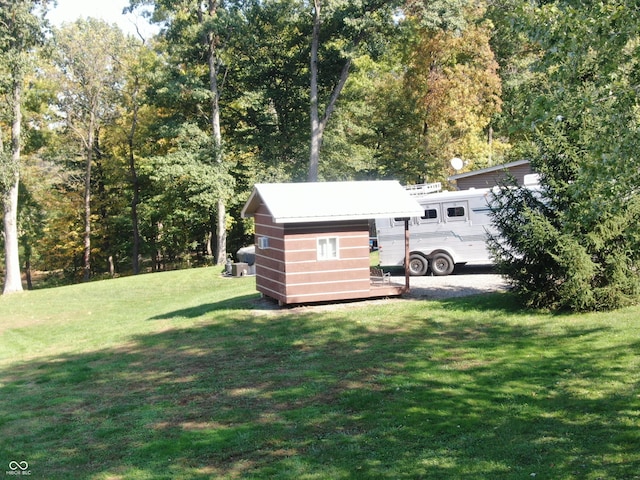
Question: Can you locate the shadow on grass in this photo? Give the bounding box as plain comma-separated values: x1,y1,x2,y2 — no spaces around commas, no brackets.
1,297,639,479
148,293,270,320
440,291,522,312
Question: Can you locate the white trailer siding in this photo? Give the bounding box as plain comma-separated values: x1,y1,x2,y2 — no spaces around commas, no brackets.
376,188,497,276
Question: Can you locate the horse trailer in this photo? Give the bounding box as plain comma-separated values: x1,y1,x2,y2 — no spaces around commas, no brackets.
376,177,539,276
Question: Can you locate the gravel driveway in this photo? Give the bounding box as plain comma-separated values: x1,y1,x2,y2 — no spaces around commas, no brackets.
400,265,508,300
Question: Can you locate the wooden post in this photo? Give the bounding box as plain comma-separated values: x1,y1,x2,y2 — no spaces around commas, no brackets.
404,218,410,292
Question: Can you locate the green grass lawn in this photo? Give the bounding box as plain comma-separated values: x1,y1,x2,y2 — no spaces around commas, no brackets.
1,267,639,479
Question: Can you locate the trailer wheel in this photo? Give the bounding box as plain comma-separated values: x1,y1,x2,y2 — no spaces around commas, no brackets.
430,252,454,276
409,254,428,276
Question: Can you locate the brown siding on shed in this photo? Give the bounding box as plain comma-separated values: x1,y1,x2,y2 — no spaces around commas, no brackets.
255,254,285,274
455,163,533,190
285,258,368,274
282,220,371,303
253,224,285,245
284,282,372,304
255,275,286,302
254,202,287,303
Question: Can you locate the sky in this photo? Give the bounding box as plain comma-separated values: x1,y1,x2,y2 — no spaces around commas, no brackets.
46,0,158,38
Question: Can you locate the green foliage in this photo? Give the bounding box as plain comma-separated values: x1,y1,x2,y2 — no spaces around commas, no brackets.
144,124,235,262
309,1,505,183
0,148,16,193
403,4,503,182
0,0,46,76
489,0,640,311
23,0,640,293
404,0,468,32
51,18,126,131
491,158,640,312
224,0,310,180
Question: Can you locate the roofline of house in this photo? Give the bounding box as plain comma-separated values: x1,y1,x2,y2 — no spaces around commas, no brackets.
448,159,530,180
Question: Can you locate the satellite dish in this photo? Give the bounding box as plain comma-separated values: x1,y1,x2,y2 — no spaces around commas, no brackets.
450,157,464,171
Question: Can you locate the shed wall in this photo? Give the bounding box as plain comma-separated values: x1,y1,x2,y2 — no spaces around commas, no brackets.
282,220,371,304
455,163,533,190
253,203,287,303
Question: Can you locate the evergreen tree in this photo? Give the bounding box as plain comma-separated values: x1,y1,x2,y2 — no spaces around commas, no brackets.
489,0,640,311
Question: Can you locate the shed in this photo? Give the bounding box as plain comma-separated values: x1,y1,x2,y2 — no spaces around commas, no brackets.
241,181,423,305
449,159,533,190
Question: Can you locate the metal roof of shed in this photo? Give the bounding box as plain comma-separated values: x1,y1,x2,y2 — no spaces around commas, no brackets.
241,180,423,224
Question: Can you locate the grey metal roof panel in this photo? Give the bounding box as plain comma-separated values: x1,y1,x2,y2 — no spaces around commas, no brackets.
241,180,423,223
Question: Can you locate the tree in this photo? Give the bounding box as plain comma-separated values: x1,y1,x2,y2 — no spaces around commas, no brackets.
148,123,234,268
326,54,428,183
131,0,242,264
483,0,553,164
203,0,228,264
305,0,500,184
0,0,48,294
307,0,399,181
226,0,313,182
489,0,640,311
403,2,503,184
104,36,160,275
52,19,126,281
123,48,145,275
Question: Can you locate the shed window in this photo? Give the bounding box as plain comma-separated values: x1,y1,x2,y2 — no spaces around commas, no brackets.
317,237,339,260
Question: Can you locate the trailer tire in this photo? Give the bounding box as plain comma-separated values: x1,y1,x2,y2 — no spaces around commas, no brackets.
430,252,454,276
409,254,428,276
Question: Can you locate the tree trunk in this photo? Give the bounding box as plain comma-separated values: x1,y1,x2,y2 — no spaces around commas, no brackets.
3,176,22,294
20,230,33,290
2,79,24,294
308,0,322,182
205,229,213,257
25,257,33,290
154,221,164,271
308,0,353,182
207,0,226,265
128,83,141,275
83,110,95,282
216,198,226,264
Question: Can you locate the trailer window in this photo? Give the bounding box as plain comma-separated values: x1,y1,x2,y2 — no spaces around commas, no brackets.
447,206,466,218
422,209,438,220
